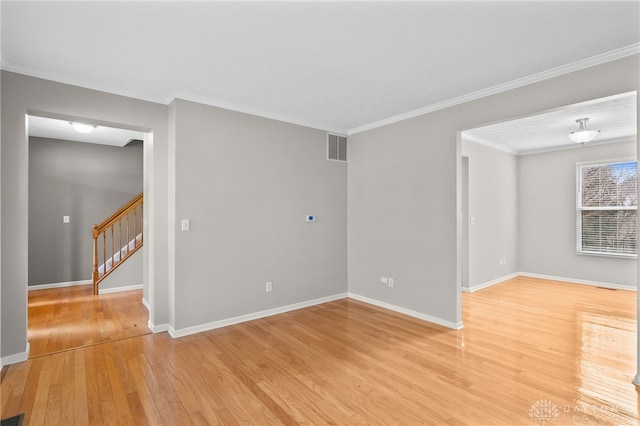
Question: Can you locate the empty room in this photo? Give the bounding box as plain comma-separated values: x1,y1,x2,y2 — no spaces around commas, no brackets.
1,1,639,425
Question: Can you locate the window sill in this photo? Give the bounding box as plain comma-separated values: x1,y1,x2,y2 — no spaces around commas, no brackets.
576,251,637,260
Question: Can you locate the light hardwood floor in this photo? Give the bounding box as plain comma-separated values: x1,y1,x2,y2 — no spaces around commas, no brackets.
27,285,150,358
1,277,638,425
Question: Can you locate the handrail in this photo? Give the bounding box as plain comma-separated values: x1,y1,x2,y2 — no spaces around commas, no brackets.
92,193,143,294
94,193,144,234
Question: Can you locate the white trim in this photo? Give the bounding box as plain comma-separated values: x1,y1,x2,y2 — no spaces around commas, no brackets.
1,61,165,107
142,297,150,311
347,292,463,330
1,342,30,366
28,280,91,291
98,284,143,295
169,293,348,339
464,134,637,157
5,44,637,139
2,61,339,133
519,272,636,291
462,273,519,293
148,320,170,333
348,44,640,136
168,91,341,134
462,134,518,155
519,136,637,156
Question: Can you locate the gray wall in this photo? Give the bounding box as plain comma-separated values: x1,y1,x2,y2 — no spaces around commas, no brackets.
170,99,347,330
1,71,169,359
0,61,3,363
28,137,143,285
461,139,519,289
348,55,639,327
519,140,637,287
1,55,639,361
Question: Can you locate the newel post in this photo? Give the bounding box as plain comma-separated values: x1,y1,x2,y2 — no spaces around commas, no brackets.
92,225,100,295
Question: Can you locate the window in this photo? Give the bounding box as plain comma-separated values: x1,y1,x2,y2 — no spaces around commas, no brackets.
577,160,637,257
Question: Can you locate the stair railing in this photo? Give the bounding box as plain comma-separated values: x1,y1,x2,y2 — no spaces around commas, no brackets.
92,193,143,294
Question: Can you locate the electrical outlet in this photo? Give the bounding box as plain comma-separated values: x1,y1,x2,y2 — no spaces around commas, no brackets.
380,276,388,284
266,282,272,292
388,278,394,288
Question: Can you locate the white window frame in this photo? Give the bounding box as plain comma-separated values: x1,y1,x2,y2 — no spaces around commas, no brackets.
576,158,637,259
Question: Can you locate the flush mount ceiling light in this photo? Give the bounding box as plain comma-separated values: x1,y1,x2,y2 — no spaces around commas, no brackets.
569,117,600,143
70,122,96,134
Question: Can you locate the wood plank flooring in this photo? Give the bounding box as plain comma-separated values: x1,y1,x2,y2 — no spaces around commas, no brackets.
27,285,150,358
1,277,638,425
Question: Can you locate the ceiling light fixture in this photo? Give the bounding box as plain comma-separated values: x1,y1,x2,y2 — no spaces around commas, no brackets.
70,122,96,134
569,117,600,143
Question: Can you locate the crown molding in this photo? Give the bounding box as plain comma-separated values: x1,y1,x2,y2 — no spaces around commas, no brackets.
462,134,519,155
518,135,637,156
2,43,637,138
348,43,640,136
464,134,637,157
0,61,344,134
166,90,343,134
1,61,166,105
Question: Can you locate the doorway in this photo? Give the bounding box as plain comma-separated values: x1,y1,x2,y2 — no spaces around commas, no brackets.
26,114,151,357
459,91,637,294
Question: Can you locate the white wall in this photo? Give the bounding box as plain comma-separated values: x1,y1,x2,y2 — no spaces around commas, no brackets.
519,140,637,288
461,139,519,290
169,99,347,331
348,54,639,328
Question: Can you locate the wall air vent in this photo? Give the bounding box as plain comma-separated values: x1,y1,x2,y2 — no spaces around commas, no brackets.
327,133,347,162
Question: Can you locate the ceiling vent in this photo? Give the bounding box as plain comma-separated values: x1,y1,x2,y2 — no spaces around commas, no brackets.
327,134,347,162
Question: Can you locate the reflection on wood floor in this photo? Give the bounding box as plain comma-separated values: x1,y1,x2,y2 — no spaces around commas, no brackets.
27,284,150,358
1,277,637,425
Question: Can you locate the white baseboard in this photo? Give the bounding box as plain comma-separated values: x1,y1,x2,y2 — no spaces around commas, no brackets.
142,297,150,311
28,280,91,291
348,292,463,330
462,273,519,293
148,320,170,333
169,293,349,339
519,272,637,291
98,284,143,294
1,342,30,366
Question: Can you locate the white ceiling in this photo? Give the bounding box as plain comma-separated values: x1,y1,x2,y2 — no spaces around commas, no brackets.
1,1,639,136
464,92,638,155
28,115,145,147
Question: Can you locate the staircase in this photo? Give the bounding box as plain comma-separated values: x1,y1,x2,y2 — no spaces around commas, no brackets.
92,193,143,294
